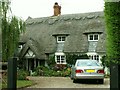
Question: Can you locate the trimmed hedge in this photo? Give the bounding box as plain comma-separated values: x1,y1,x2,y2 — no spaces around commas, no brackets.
104,2,120,64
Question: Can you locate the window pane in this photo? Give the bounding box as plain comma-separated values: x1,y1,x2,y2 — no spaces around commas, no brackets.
57,60,60,63
57,56,60,60
61,60,64,63
94,35,98,40
89,35,93,40
56,56,60,63
61,56,65,63
94,55,97,60
96,55,99,61
92,55,94,60
58,37,61,41
77,61,99,66
61,56,65,60
62,37,65,41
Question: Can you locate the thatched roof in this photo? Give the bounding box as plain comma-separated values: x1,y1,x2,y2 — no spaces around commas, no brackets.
19,38,45,59
20,11,106,59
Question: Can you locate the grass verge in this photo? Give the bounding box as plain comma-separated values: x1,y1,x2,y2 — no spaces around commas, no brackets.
17,80,34,88
1,80,34,89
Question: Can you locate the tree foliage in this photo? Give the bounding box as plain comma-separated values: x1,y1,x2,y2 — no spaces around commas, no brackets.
101,55,110,68
104,1,120,64
1,0,26,61
66,54,89,65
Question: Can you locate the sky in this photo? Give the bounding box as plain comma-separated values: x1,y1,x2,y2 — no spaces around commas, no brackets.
10,0,105,20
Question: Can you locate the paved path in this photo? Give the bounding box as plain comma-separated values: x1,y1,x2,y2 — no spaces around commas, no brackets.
26,76,110,88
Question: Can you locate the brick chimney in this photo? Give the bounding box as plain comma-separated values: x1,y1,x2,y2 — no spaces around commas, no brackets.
53,2,61,16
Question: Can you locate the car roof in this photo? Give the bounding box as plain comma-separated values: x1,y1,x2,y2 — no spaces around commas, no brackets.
76,59,98,62
76,59,94,61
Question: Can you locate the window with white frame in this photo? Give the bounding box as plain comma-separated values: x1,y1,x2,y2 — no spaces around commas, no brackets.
57,36,66,43
55,55,66,64
88,34,99,41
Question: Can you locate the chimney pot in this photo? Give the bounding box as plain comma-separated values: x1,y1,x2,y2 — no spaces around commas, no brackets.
53,2,61,16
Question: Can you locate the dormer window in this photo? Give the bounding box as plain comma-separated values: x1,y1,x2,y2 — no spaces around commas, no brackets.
57,36,66,43
88,34,99,41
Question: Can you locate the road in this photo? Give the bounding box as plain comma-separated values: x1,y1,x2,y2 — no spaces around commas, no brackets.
26,76,110,89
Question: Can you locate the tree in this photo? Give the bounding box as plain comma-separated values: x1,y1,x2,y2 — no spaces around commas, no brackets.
1,0,25,62
1,0,26,89
104,0,120,89
101,55,110,68
104,0,120,64
66,54,89,65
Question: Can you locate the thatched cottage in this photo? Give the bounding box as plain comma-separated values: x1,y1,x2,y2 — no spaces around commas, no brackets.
18,11,106,71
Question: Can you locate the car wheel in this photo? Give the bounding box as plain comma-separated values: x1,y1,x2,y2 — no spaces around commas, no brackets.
71,77,74,80
73,79,77,83
99,79,104,84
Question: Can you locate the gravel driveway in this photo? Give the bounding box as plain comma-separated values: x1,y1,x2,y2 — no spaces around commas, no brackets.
26,76,110,88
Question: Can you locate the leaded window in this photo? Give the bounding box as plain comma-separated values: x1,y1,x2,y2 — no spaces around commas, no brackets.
57,36,66,43
88,34,99,41
55,55,66,64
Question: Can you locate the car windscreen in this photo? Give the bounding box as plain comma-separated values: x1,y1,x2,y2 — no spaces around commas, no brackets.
77,60,100,67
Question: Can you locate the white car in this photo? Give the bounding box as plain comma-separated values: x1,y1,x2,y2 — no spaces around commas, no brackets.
71,59,104,84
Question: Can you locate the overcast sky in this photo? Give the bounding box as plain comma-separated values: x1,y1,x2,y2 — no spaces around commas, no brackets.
11,0,105,20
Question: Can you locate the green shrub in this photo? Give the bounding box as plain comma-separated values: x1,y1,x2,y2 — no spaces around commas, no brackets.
34,66,51,76
32,64,71,77
17,69,28,80
48,55,56,67
62,67,71,77
52,71,62,76
66,54,89,65
101,55,110,68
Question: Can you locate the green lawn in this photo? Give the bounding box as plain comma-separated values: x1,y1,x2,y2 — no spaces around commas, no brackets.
17,80,34,88
1,80,34,89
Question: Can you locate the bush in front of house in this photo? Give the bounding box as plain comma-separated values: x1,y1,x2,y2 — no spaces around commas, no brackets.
101,55,110,68
17,69,29,80
32,54,89,77
62,67,71,77
33,64,71,77
52,64,67,71
33,66,49,76
100,55,110,77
